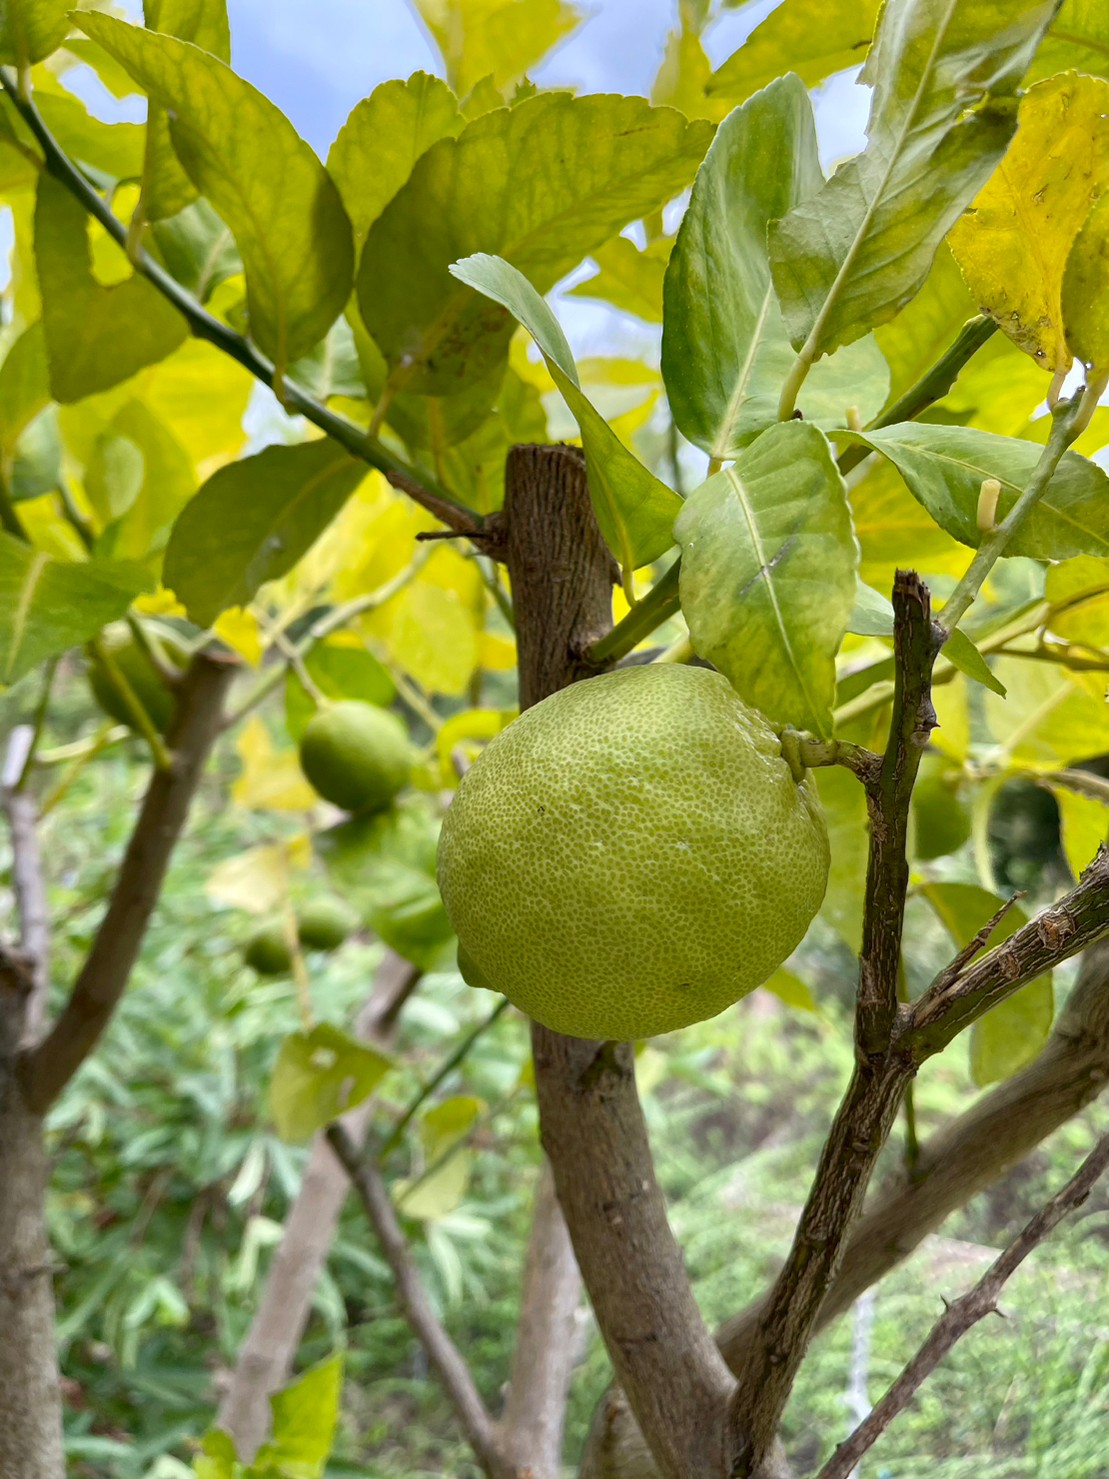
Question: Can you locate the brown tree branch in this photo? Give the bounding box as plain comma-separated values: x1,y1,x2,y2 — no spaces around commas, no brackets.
506,443,737,1479
910,847,1109,1055
19,651,237,1113
814,1128,1109,1479
2,728,50,1047
326,1123,504,1479
498,1161,584,1479
218,950,420,1461
727,572,940,1475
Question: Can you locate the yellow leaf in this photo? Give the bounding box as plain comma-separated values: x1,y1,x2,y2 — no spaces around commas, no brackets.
1063,192,1109,373
931,674,970,762
850,457,967,590
233,715,318,811
1053,784,1107,879
133,588,187,618
948,74,1109,374
1045,555,1109,649
388,582,478,696
985,658,1109,766
214,607,263,666
478,631,515,671
206,835,310,914
436,706,515,782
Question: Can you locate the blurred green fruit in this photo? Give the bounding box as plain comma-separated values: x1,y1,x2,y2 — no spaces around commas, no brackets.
88,623,189,734
244,920,293,976
298,700,411,814
297,896,359,952
437,665,829,1041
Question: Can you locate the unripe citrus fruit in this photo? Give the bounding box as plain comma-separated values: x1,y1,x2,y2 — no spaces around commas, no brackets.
244,920,293,976
298,701,410,815
297,895,359,952
437,665,829,1040
88,623,188,734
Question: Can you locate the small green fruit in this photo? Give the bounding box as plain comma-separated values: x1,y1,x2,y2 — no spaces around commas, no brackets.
299,701,410,814
244,920,293,976
297,896,359,952
88,623,188,734
437,665,829,1041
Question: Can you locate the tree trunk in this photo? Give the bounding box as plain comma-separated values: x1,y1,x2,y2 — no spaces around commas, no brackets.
0,955,63,1478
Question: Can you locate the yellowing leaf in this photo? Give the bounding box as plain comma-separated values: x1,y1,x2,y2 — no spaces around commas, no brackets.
1063,192,1109,373
478,631,515,671
1053,783,1108,879
1045,554,1109,649
205,836,310,914
213,607,263,666
436,706,515,782
985,658,1109,766
389,583,478,696
949,73,1109,374
233,715,318,812
411,0,581,96
709,0,880,104
270,1024,391,1143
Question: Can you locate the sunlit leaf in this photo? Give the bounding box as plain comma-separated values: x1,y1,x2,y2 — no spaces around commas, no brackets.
985,658,1109,764
675,421,858,735
164,439,367,627
232,715,318,812
452,252,680,570
0,321,49,455
0,530,148,684
708,0,880,103
1052,782,1108,879
257,1354,343,1476
34,176,187,402
836,423,1109,560
360,93,713,393
949,73,1109,374
150,199,241,305
769,0,1056,363
81,12,354,368
1063,192,1109,374
411,0,582,96
269,1024,390,1144
663,75,888,460
567,236,670,323
873,244,978,408
0,0,69,65
1027,0,1109,83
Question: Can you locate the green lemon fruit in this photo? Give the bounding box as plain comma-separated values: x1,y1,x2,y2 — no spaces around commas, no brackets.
297,896,359,952
88,623,188,734
437,665,829,1041
244,920,293,976
298,701,411,814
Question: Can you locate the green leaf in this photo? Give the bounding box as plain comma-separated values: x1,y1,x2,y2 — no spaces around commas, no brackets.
0,0,69,66
411,0,582,96
674,421,858,735
163,438,366,626
360,92,714,394
257,1354,343,1477
284,640,396,742
81,12,354,368
139,0,231,222
769,0,1057,363
942,627,1006,696
663,76,888,460
709,0,880,102
1028,0,1109,82
873,244,978,408
816,765,869,946
985,658,1109,765
0,530,148,684
287,318,365,403
318,804,455,970
35,90,144,180
269,1023,390,1144
948,74,1109,374
92,401,196,567
0,321,49,455
150,199,241,304
834,422,1109,559
1052,783,1108,879
921,881,1053,1085
1063,192,1109,374
763,968,818,1013
10,406,60,501
847,579,895,636
451,253,680,570
34,176,187,402
568,235,670,323
328,72,464,247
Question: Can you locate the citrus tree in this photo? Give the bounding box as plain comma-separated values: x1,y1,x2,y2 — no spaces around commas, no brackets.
2,1,1109,1477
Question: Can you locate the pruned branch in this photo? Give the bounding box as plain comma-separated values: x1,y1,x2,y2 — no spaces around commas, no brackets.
727,571,940,1474
19,652,236,1113
325,1123,503,1479
815,1128,1109,1479
2,729,50,1047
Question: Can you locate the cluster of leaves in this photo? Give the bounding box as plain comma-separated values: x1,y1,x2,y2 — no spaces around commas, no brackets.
2,0,1109,1469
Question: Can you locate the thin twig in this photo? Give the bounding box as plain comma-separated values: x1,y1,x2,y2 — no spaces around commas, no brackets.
815,1129,1109,1479
0,69,479,539
585,559,681,666
325,1124,502,1478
